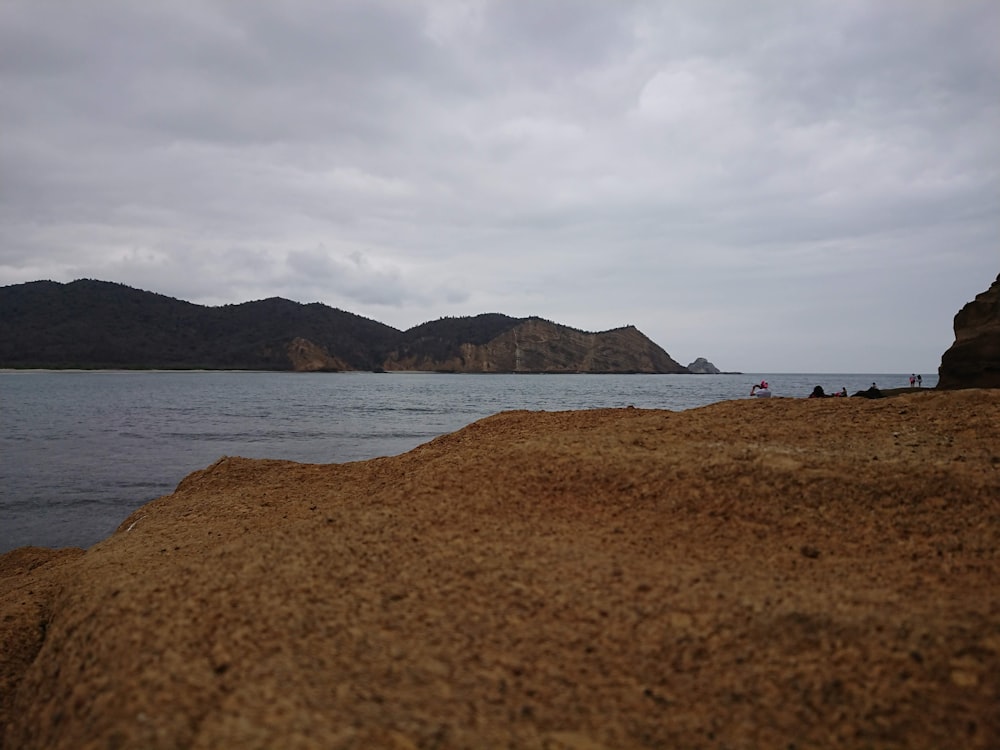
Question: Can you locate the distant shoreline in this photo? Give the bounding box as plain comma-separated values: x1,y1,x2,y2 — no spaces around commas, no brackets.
1,368,940,377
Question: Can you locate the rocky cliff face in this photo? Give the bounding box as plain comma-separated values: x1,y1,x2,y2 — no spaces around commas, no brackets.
285,337,349,372
383,319,688,373
938,273,1000,389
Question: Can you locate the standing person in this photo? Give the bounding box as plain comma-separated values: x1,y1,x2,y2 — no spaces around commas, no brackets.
917,374,922,387
909,374,916,387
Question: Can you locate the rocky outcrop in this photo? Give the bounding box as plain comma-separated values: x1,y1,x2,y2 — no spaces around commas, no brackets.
383,319,688,373
2,391,998,748
285,337,349,372
938,273,1000,389
686,357,720,374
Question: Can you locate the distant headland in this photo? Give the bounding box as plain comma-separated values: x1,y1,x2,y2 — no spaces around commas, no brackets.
0,279,694,374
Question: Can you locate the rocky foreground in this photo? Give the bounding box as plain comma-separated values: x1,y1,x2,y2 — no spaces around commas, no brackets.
2,391,998,749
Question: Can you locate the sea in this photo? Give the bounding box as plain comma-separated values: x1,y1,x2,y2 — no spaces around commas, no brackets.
0,370,936,553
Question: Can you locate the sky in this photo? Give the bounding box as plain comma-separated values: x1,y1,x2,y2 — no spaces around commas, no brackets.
1,1,997,373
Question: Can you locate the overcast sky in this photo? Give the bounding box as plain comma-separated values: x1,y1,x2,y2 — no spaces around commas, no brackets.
1,1,997,372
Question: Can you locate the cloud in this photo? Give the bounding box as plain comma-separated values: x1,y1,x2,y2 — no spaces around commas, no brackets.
1,0,997,370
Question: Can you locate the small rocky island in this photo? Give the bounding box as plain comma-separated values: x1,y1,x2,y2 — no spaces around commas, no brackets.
685,357,721,374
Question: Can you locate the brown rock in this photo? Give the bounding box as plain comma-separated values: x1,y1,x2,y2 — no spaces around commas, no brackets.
2,391,999,749
938,273,1000,389
286,336,349,372
0,547,84,742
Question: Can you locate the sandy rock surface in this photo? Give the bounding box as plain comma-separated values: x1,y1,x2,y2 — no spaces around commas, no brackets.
2,390,998,749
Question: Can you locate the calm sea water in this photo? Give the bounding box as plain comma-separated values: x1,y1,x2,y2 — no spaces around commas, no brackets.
0,371,936,552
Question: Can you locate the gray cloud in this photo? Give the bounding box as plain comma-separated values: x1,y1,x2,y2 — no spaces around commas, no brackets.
1,0,997,371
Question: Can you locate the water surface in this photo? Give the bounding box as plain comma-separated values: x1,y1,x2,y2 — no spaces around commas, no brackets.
0,370,935,551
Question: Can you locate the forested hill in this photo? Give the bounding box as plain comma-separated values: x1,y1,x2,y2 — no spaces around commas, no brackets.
0,280,399,370
0,280,689,373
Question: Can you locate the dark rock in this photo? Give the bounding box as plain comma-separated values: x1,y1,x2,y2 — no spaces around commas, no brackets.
938,273,1000,389
853,385,884,399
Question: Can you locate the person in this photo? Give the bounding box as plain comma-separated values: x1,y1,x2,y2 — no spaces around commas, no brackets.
839,387,848,397
910,374,916,387
917,374,922,387
809,385,829,398
750,380,771,398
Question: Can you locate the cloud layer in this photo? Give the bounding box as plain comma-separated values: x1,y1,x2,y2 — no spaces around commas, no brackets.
2,0,997,371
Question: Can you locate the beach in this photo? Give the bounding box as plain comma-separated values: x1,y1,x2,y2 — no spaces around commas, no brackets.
2,389,998,748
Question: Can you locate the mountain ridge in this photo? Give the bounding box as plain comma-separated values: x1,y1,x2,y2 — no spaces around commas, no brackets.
0,279,689,374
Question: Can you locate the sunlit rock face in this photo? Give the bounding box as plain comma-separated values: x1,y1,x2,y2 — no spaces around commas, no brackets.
938,273,1000,389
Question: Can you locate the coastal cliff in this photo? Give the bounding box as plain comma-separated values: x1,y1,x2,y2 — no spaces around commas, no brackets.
384,318,687,373
2,391,998,749
938,273,1000,389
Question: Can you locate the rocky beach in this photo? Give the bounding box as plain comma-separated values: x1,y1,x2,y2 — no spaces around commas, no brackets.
2,389,998,749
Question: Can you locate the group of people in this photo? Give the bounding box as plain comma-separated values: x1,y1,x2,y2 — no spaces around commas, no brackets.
813,382,886,398
753,376,924,400
808,385,849,398
752,380,850,399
